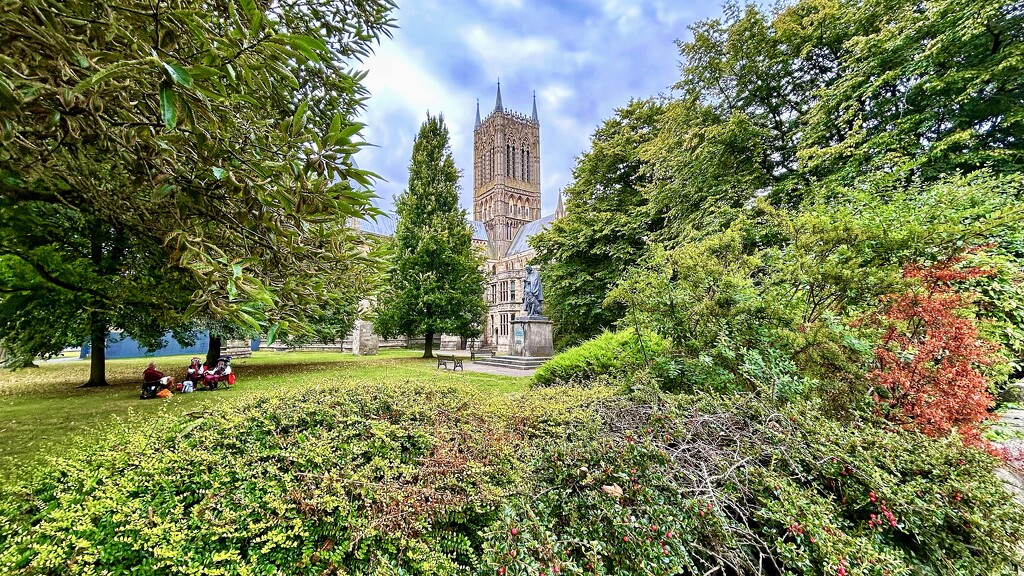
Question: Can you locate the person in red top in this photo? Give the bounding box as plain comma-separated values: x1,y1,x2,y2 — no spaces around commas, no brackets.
143,361,175,389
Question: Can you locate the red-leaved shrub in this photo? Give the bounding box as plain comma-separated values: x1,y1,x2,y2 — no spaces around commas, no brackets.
869,257,997,447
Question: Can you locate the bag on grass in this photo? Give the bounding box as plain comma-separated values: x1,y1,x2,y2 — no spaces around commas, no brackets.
156,389,172,399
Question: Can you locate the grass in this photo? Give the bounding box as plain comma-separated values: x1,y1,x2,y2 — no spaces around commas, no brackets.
0,350,528,478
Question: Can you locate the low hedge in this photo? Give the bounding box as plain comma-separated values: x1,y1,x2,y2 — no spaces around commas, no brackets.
533,330,671,388
485,392,1024,575
1,382,1020,575
0,383,610,575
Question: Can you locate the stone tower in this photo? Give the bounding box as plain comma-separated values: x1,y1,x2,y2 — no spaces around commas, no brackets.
473,82,541,257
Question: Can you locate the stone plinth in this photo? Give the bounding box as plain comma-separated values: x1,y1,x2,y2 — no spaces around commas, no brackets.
351,320,379,356
510,316,554,357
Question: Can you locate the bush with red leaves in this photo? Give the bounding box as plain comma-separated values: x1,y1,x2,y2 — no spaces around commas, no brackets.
869,257,998,447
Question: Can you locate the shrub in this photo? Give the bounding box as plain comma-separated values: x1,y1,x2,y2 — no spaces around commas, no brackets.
481,392,1024,576
0,382,610,575
869,258,998,447
3,380,1019,575
532,329,671,388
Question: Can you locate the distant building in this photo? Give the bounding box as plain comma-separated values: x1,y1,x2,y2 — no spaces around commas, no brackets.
359,83,564,353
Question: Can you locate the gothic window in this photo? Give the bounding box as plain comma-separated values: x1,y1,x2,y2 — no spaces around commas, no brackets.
521,146,526,181
506,144,511,176
511,144,517,179
526,151,531,182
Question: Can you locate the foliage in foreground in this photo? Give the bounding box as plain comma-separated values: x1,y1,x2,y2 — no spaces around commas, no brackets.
490,391,1023,576
0,0,394,380
1,381,1020,575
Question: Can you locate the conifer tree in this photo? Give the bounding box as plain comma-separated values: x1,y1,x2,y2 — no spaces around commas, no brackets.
375,115,487,358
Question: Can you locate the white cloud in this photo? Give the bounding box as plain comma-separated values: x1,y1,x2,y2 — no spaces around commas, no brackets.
485,0,522,8
539,84,575,112
461,26,560,79
360,38,478,207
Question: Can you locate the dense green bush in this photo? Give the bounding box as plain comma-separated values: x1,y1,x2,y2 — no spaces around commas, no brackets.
0,382,609,575
532,330,671,388
2,381,1020,575
482,392,1024,576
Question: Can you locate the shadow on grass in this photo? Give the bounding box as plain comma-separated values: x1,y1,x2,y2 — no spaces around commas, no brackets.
1,353,431,398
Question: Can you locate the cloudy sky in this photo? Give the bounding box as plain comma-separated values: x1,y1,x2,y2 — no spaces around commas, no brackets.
357,1,723,217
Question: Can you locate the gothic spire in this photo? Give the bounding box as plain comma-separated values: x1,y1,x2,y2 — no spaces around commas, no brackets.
532,91,539,123
494,79,503,112
555,190,565,219
475,99,481,128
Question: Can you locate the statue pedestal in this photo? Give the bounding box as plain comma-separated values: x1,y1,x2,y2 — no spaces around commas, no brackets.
510,316,554,357
351,320,379,356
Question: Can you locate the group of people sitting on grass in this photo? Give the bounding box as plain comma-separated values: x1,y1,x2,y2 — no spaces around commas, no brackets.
141,356,235,399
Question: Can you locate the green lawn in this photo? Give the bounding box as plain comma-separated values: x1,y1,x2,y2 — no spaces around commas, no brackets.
0,350,528,477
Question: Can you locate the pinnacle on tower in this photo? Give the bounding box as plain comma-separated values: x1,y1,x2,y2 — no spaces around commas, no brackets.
532,91,539,123
555,190,565,219
475,99,481,128
494,79,503,112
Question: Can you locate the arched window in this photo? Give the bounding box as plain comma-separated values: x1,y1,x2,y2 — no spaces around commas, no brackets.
521,146,526,181
506,144,511,176
511,144,517,179
526,151,531,182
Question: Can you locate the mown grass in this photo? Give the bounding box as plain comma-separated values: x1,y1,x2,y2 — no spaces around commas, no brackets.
0,350,528,478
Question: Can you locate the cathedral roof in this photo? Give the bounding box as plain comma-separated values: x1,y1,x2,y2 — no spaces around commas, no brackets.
506,214,555,256
469,220,489,242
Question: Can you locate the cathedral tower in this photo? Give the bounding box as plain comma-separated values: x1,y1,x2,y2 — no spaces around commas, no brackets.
473,82,541,257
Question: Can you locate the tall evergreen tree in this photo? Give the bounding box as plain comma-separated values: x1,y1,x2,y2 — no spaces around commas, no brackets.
374,115,487,358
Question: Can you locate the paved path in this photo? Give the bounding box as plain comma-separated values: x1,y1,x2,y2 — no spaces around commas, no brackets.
994,407,1024,506
460,361,536,378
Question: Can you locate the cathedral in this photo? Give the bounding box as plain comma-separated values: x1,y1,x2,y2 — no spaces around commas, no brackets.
470,82,563,352
359,83,563,353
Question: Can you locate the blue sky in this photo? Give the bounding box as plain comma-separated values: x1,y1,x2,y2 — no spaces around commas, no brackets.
357,0,723,217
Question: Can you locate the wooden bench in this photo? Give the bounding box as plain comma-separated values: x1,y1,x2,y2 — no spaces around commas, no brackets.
437,354,464,371
470,347,496,361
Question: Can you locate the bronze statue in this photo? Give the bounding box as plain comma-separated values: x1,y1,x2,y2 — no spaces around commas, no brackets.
522,265,543,317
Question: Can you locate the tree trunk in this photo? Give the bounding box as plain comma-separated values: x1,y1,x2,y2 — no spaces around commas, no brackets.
206,335,222,368
423,332,434,359
82,312,108,387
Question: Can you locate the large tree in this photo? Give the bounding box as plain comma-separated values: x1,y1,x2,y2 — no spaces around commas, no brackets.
530,99,665,349
534,0,1024,350
0,0,394,383
374,115,487,358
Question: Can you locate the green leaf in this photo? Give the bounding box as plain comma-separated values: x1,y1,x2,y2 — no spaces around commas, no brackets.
73,59,147,93
212,167,226,180
235,309,262,332
291,100,309,138
339,123,362,139
188,65,221,81
287,35,328,63
162,61,193,88
238,0,260,25
267,322,280,345
329,112,343,138
160,84,177,130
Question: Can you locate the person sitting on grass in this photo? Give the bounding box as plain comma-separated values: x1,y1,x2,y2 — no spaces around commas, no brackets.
202,357,233,388
142,362,175,398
